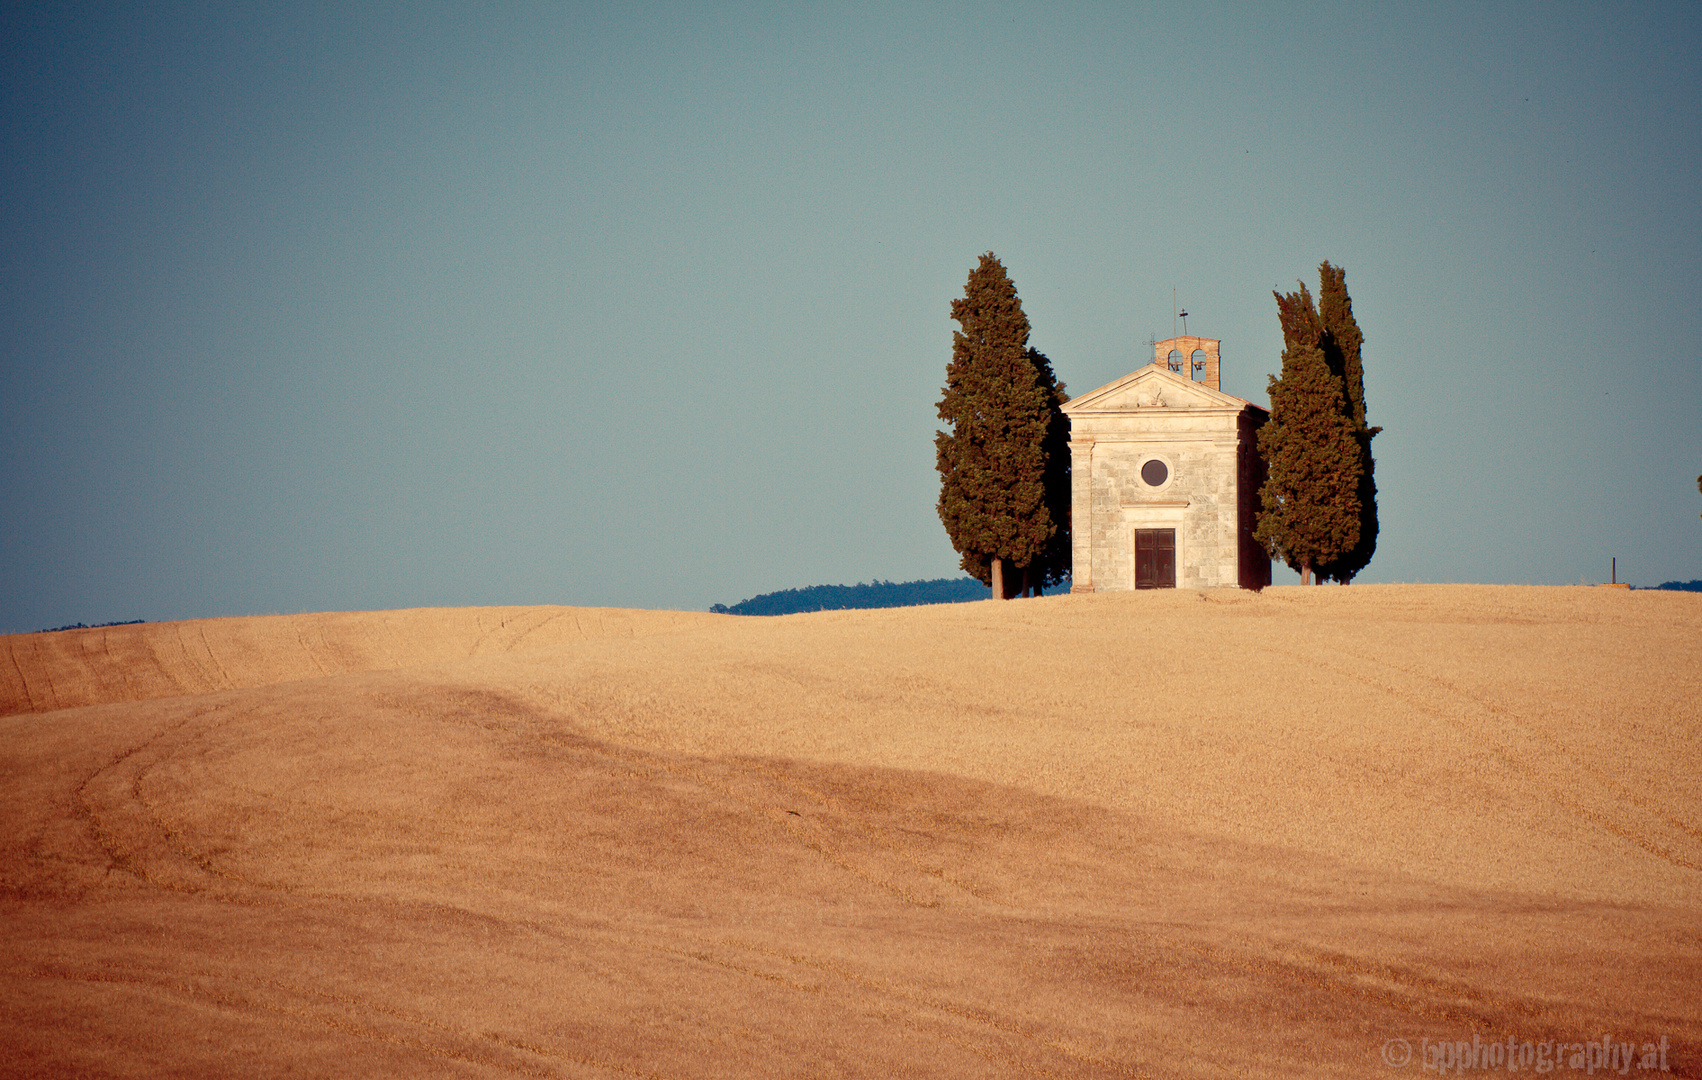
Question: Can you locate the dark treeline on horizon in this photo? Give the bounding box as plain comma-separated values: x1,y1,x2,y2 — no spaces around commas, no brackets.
711,577,995,616
34,619,146,635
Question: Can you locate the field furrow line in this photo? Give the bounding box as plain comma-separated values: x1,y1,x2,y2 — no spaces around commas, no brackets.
1273,644,1702,875
3,637,40,713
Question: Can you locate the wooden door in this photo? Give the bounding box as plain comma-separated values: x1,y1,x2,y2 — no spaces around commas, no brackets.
1135,529,1176,589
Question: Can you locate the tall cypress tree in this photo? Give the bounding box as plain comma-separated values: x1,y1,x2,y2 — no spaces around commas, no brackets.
1028,346,1072,594
1314,261,1380,583
936,253,1056,599
1253,283,1362,585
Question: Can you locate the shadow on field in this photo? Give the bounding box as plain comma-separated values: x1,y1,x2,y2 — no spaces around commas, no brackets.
3,678,1696,1078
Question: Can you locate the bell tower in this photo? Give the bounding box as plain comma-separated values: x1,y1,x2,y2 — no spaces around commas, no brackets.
1152,336,1220,391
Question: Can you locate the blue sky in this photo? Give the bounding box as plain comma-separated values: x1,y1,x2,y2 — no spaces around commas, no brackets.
3,2,1699,630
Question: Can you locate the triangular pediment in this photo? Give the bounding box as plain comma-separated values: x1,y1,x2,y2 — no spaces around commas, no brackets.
1062,364,1259,414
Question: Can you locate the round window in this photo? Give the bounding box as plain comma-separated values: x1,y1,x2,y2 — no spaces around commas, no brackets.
1141,459,1169,487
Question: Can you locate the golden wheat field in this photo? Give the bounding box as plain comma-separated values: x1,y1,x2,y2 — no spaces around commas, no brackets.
1,585,1698,1079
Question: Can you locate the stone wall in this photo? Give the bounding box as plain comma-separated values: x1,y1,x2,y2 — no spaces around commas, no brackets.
1064,364,1268,591
1082,434,1242,590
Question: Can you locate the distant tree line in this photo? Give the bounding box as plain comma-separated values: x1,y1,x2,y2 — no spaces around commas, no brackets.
1640,580,1702,592
35,619,145,634
711,577,990,616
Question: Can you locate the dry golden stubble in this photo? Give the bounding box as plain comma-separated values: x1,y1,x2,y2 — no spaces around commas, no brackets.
1,585,1697,1078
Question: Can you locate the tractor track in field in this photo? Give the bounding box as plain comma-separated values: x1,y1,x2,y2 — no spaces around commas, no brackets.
1273,642,1702,875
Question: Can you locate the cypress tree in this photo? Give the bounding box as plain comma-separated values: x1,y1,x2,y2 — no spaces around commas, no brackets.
936,253,1057,599
1028,346,1072,594
1314,261,1380,583
1253,282,1362,585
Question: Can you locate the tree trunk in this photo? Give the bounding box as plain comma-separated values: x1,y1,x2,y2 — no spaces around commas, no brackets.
1021,565,1032,598
991,556,1004,600
1300,560,1313,586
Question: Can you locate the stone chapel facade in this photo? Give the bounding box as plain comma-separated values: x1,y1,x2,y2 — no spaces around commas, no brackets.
1062,336,1271,591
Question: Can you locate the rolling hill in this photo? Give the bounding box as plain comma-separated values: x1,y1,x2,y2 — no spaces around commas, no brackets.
2,585,1697,1078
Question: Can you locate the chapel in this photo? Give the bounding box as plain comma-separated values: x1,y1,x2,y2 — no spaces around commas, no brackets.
1062,336,1271,591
